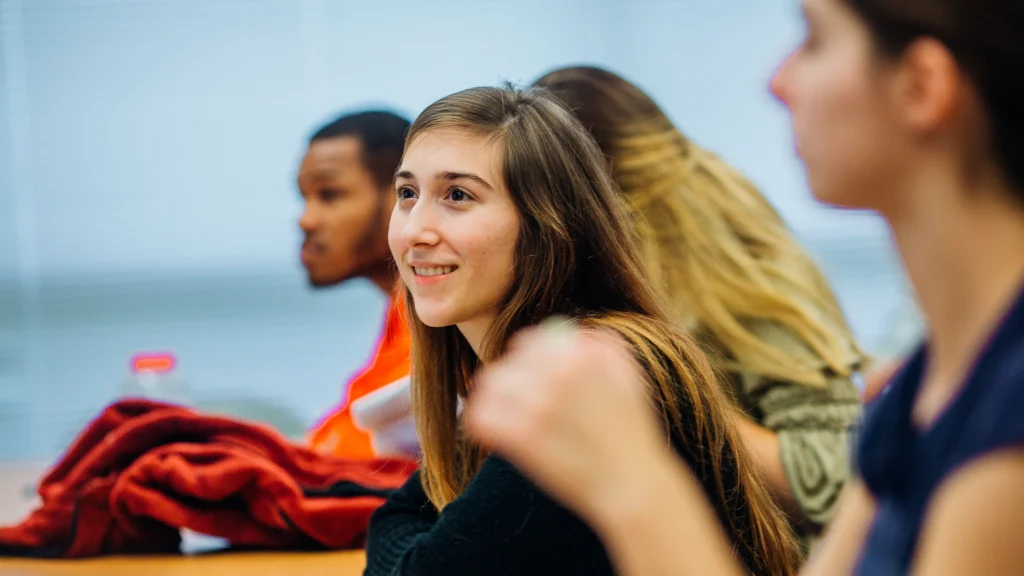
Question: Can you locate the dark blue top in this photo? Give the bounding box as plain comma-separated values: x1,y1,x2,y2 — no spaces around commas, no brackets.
855,286,1024,576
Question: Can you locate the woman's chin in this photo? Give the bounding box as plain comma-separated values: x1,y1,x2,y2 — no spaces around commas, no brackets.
414,310,457,329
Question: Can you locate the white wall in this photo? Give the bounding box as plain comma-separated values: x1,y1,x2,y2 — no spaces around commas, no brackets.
0,0,917,460
8,0,618,277
7,0,899,273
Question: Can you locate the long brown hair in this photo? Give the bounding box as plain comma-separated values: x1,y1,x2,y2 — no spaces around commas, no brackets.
535,66,865,387
403,84,800,576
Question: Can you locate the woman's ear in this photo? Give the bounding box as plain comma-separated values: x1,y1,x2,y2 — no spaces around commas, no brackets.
891,38,965,136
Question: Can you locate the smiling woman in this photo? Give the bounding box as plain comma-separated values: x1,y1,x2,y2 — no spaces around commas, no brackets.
362,84,801,576
390,131,520,350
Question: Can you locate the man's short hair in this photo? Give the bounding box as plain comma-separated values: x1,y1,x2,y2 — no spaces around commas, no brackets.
310,110,411,190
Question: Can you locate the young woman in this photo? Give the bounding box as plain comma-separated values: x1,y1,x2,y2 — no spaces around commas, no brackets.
535,66,865,549
466,0,1024,574
363,85,801,575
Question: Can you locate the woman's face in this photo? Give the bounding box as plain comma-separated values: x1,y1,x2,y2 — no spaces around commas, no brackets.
771,0,912,211
389,128,520,348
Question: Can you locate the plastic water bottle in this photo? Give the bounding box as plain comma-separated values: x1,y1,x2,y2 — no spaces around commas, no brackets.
122,351,190,406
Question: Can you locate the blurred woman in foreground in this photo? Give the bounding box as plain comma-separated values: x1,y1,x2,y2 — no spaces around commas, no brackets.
467,0,1024,574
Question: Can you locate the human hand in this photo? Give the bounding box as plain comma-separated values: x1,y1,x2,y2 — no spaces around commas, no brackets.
464,319,669,527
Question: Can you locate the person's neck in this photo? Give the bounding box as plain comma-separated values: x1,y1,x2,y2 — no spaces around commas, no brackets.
886,168,1024,419
367,263,398,296
458,315,497,360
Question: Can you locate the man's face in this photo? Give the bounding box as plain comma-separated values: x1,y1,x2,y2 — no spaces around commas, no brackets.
297,136,394,287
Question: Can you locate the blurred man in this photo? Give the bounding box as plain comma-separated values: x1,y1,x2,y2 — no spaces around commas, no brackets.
297,111,417,460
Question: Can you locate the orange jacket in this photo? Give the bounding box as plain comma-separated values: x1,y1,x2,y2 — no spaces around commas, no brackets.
308,297,412,460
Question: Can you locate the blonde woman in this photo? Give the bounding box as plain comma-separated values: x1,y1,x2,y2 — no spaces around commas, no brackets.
535,66,865,549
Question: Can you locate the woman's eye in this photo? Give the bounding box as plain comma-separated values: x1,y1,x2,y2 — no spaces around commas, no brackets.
448,188,470,202
397,186,416,200
801,21,822,53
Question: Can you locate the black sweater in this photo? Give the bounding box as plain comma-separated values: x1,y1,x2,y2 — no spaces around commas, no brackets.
364,457,615,575
365,419,767,575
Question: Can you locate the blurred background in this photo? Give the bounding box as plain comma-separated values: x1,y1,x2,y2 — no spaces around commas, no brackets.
0,0,921,463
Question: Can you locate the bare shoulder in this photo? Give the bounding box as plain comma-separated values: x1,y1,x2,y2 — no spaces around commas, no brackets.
913,447,1024,575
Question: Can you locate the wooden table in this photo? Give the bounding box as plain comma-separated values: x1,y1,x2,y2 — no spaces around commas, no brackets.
0,463,366,575
0,550,366,576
